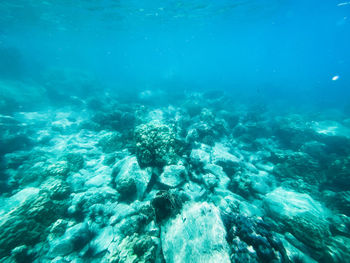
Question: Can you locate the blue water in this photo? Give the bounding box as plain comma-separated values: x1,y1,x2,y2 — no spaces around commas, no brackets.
1,0,349,106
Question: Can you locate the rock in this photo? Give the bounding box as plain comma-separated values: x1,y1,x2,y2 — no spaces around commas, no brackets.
161,202,230,263
190,147,210,170
229,170,273,198
278,233,318,263
158,164,186,188
117,215,147,237
300,140,327,160
326,157,350,191
263,188,331,250
181,181,206,201
203,163,230,189
211,143,240,176
115,177,137,201
112,156,152,200
249,171,274,195
92,110,124,131
324,235,350,263
68,187,117,220
49,219,68,238
312,120,350,138
202,173,218,190
49,223,93,257
328,214,350,237
109,203,136,225
7,160,51,187
11,245,34,263
322,190,350,216
227,171,253,199
85,167,112,188
185,101,202,117
90,226,114,256
135,121,184,167
88,203,113,226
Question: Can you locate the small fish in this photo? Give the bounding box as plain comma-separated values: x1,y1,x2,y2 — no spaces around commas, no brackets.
337,2,350,6
332,75,340,81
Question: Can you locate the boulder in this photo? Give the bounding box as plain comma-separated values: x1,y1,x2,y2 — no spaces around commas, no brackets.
161,202,230,263
263,188,331,250
90,226,114,256
112,156,152,201
211,143,240,176
189,147,210,170
158,164,186,188
49,223,93,257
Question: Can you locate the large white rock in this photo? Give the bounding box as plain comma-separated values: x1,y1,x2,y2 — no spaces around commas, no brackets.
190,148,210,167
161,202,230,263
263,187,331,249
263,187,326,220
158,164,186,188
211,143,240,165
113,156,152,200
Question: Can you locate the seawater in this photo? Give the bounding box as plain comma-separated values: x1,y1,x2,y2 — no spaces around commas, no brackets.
0,1,350,262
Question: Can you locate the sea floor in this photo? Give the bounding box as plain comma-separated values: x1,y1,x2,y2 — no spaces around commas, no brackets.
0,80,350,263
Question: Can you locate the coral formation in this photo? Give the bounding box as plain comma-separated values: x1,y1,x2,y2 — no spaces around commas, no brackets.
135,121,184,167
1,88,350,262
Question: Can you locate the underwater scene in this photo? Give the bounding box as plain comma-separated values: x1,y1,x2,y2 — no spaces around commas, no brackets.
1,0,350,262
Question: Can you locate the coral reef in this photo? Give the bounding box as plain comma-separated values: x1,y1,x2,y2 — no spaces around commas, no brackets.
1,88,350,263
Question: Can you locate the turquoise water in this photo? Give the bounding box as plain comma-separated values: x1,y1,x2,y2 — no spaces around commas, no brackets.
0,1,350,262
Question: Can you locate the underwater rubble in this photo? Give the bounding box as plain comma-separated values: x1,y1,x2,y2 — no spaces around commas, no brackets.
0,87,350,263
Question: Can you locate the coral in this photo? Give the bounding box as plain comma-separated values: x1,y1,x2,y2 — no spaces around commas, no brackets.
222,213,288,263
326,157,350,190
108,233,158,263
62,153,85,172
271,150,323,194
135,121,183,167
0,191,67,259
151,190,183,223
115,177,137,201
97,131,123,153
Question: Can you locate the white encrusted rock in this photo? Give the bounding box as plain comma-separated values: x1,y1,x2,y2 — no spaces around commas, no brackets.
158,164,186,188
90,226,114,255
190,148,210,168
113,156,152,200
161,202,230,263
263,187,331,249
